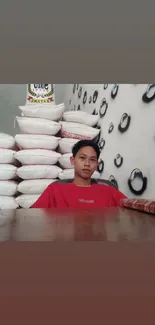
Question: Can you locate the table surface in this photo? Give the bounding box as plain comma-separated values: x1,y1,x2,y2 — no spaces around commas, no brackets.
0,207,155,241
1,207,155,325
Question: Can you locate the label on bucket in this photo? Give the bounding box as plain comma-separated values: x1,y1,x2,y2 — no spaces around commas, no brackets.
26,84,55,104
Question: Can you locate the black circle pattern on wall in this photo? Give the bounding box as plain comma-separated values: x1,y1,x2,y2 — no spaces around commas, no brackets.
93,126,101,144
73,84,76,94
111,84,119,99
104,84,108,90
78,86,82,99
109,175,118,189
142,84,155,103
98,138,105,150
89,96,92,104
69,99,71,105
76,84,79,90
83,91,87,104
97,159,104,173
77,104,81,111
92,108,98,115
99,98,108,118
114,154,123,168
128,168,147,195
93,90,98,103
108,122,114,134
118,113,131,133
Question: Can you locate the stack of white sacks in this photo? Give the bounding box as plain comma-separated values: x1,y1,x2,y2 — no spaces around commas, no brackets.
0,133,19,209
14,105,101,208
14,103,64,208
58,110,101,180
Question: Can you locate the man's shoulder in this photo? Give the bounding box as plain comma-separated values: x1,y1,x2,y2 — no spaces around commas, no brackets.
92,183,112,188
94,183,126,198
92,183,118,192
48,182,72,189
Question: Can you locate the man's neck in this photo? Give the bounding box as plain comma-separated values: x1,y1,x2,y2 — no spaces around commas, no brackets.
73,175,92,187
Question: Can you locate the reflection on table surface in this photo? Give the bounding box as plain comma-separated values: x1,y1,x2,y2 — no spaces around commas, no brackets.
0,207,155,241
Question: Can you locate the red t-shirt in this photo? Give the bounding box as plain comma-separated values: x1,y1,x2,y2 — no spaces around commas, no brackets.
31,183,126,209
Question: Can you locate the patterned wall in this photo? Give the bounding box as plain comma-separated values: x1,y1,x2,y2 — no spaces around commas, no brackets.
63,84,155,200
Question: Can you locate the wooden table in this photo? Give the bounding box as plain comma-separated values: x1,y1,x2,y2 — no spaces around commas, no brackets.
0,207,155,324
1,207,155,241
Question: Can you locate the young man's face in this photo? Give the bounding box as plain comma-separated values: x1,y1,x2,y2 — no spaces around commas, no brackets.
70,146,99,179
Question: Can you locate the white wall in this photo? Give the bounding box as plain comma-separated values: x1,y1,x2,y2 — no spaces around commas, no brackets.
63,84,155,200
55,84,66,104
0,84,26,135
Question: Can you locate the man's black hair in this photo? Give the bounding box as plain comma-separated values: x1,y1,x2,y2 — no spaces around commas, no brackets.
72,140,100,159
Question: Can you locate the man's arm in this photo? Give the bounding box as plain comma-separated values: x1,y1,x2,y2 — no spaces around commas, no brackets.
111,187,127,207
31,185,55,208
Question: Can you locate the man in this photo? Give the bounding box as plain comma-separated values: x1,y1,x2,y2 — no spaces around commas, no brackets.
31,140,126,208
